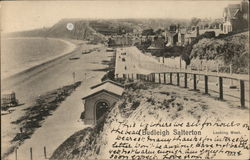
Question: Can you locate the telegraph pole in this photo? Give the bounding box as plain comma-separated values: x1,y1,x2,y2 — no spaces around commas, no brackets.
72,72,76,83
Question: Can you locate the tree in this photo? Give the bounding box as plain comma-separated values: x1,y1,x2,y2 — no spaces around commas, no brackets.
155,29,164,35
190,17,201,26
142,29,155,36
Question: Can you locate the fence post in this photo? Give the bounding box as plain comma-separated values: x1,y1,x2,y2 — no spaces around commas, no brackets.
177,73,180,86
159,73,161,84
204,75,208,94
44,146,47,159
169,73,172,84
193,74,197,90
164,73,166,84
30,148,33,160
15,148,17,160
240,80,245,108
219,77,223,100
153,73,155,82
184,73,187,88
128,74,130,81
131,74,134,81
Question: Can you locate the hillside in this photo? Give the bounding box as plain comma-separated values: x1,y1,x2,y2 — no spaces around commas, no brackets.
6,18,190,40
50,82,249,160
190,31,249,73
6,19,106,43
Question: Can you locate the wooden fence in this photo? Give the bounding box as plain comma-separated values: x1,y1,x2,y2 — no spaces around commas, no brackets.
119,71,248,108
14,146,49,160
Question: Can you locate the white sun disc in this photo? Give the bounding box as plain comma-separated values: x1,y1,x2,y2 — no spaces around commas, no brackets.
66,23,74,31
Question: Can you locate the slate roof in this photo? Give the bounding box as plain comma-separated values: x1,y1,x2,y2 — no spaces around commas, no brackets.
225,4,241,18
82,80,124,100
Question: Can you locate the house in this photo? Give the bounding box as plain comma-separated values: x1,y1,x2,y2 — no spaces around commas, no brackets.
107,35,133,47
165,24,179,47
165,24,191,47
1,91,19,109
222,0,249,34
147,36,166,50
196,19,224,36
81,80,124,125
177,28,187,46
184,27,199,45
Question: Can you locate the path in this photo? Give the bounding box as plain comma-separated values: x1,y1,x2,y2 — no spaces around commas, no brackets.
115,46,249,107
2,41,113,160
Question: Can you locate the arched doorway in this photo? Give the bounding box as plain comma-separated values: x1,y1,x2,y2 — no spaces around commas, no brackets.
95,100,109,121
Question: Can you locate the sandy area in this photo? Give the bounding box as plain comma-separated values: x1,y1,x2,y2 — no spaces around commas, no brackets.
1,39,113,159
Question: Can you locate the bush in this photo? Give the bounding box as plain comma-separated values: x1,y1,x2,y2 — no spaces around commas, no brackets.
101,69,115,81
131,101,140,110
80,111,85,119
126,82,149,90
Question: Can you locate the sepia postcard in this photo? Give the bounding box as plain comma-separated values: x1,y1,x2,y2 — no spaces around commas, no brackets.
1,0,249,159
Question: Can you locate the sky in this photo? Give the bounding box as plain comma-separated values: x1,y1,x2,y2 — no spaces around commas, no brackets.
1,0,241,33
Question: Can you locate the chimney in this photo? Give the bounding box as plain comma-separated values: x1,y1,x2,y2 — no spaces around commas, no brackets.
196,26,200,36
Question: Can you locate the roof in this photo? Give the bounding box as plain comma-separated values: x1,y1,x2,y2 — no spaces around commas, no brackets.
90,80,124,89
225,4,241,18
82,80,124,100
148,46,164,50
165,30,177,36
1,90,15,95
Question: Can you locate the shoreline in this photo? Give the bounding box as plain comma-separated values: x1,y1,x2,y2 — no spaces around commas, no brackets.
1,37,78,81
1,42,111,159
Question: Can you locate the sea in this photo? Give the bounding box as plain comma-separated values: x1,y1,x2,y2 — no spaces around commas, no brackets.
1,37,75,79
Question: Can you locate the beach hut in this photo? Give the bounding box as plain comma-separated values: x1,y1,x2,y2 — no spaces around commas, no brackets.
81,80,124,125
1,91,19,109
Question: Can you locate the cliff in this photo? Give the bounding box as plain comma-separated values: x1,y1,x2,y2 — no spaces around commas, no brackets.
6,19,106,43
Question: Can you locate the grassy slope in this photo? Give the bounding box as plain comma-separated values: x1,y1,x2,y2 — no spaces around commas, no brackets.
50,82,249,159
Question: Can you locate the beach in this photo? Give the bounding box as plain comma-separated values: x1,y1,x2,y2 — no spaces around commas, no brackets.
1,37,77,80
1,38,113,159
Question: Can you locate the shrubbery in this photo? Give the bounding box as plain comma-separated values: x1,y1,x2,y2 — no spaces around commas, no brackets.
190,32,249,74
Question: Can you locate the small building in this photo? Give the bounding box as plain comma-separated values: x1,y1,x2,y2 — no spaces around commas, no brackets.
1,91,19,109
107,35,133,47
81,80,124,125
222,0,249,34
147,36,166,51
177,28,187,46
